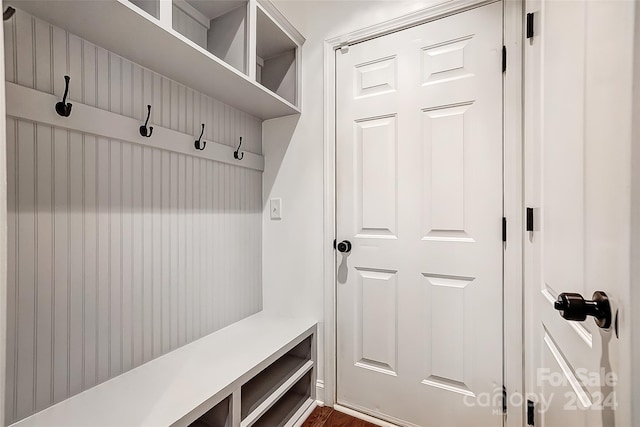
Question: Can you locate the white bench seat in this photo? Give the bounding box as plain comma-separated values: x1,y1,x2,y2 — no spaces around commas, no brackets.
11,312,317,427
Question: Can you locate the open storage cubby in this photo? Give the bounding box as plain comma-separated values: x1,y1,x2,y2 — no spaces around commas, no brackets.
255,5,298,106
172,0,248,74
189,396,232,427
252,371,312,427
241,336,312,421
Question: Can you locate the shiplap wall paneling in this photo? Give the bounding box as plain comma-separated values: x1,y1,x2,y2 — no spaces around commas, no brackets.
4,8,264,424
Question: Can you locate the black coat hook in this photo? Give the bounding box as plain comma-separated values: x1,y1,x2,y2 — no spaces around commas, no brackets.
139,105,153,137
55,75,72,117
234,137,244,160
194,124,206,150
3,6,15,20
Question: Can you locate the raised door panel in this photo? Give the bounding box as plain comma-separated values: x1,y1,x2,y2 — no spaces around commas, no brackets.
355,268,398,376
422,103,474,242
355,115,398,238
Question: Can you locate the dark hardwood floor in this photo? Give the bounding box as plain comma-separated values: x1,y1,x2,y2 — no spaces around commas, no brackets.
302,406,378,427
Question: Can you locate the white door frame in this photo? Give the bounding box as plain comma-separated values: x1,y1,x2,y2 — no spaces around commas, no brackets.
322,1,523,425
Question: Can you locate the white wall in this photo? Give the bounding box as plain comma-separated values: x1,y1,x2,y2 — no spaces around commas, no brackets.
262,0,444,402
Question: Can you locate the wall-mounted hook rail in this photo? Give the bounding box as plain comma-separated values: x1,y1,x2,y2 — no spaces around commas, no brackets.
234,137,244,160
3,6,15,20
139,105,153,137
55,75,72,117
194,124,206,150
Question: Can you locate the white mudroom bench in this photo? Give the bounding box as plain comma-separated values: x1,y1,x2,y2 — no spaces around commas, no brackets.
10,313,317,427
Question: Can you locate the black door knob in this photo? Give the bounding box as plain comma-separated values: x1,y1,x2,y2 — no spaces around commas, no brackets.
336,240,352,253
553,291,611,329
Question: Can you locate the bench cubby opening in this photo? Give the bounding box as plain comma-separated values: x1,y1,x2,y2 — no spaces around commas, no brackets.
241,336,313,421
189,395,232,427
252,371,312,427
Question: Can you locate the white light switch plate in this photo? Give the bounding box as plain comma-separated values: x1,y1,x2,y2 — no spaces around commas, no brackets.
270,198,282,220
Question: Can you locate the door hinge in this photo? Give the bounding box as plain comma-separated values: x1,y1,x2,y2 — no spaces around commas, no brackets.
502,217,507,242
502,386,508,415
526,207,534,231
526,13,535,39
527,399,535,425
502,46,507,72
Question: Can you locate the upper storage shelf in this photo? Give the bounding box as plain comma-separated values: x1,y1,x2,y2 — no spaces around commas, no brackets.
172,0,248,74
256,4,298,106
9,0,304,120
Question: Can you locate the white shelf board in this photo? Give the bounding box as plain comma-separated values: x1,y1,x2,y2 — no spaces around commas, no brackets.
241,359,313,427
254,395,313,427
10,313,317,427
9,0,300,120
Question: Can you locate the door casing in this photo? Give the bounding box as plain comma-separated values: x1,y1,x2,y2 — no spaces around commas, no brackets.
322,1,523,425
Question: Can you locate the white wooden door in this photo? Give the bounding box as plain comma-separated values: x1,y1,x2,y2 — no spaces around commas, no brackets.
524,0,633,425
336,3,504,426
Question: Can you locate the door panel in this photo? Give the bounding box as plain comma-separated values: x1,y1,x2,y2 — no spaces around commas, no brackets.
525,0,632,425
422,103,474,241
356,115,398,238
336,3,504,426
423,273,473,392
355,268,398,375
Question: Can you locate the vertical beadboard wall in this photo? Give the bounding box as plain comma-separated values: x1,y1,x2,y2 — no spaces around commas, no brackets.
4,9,263,424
